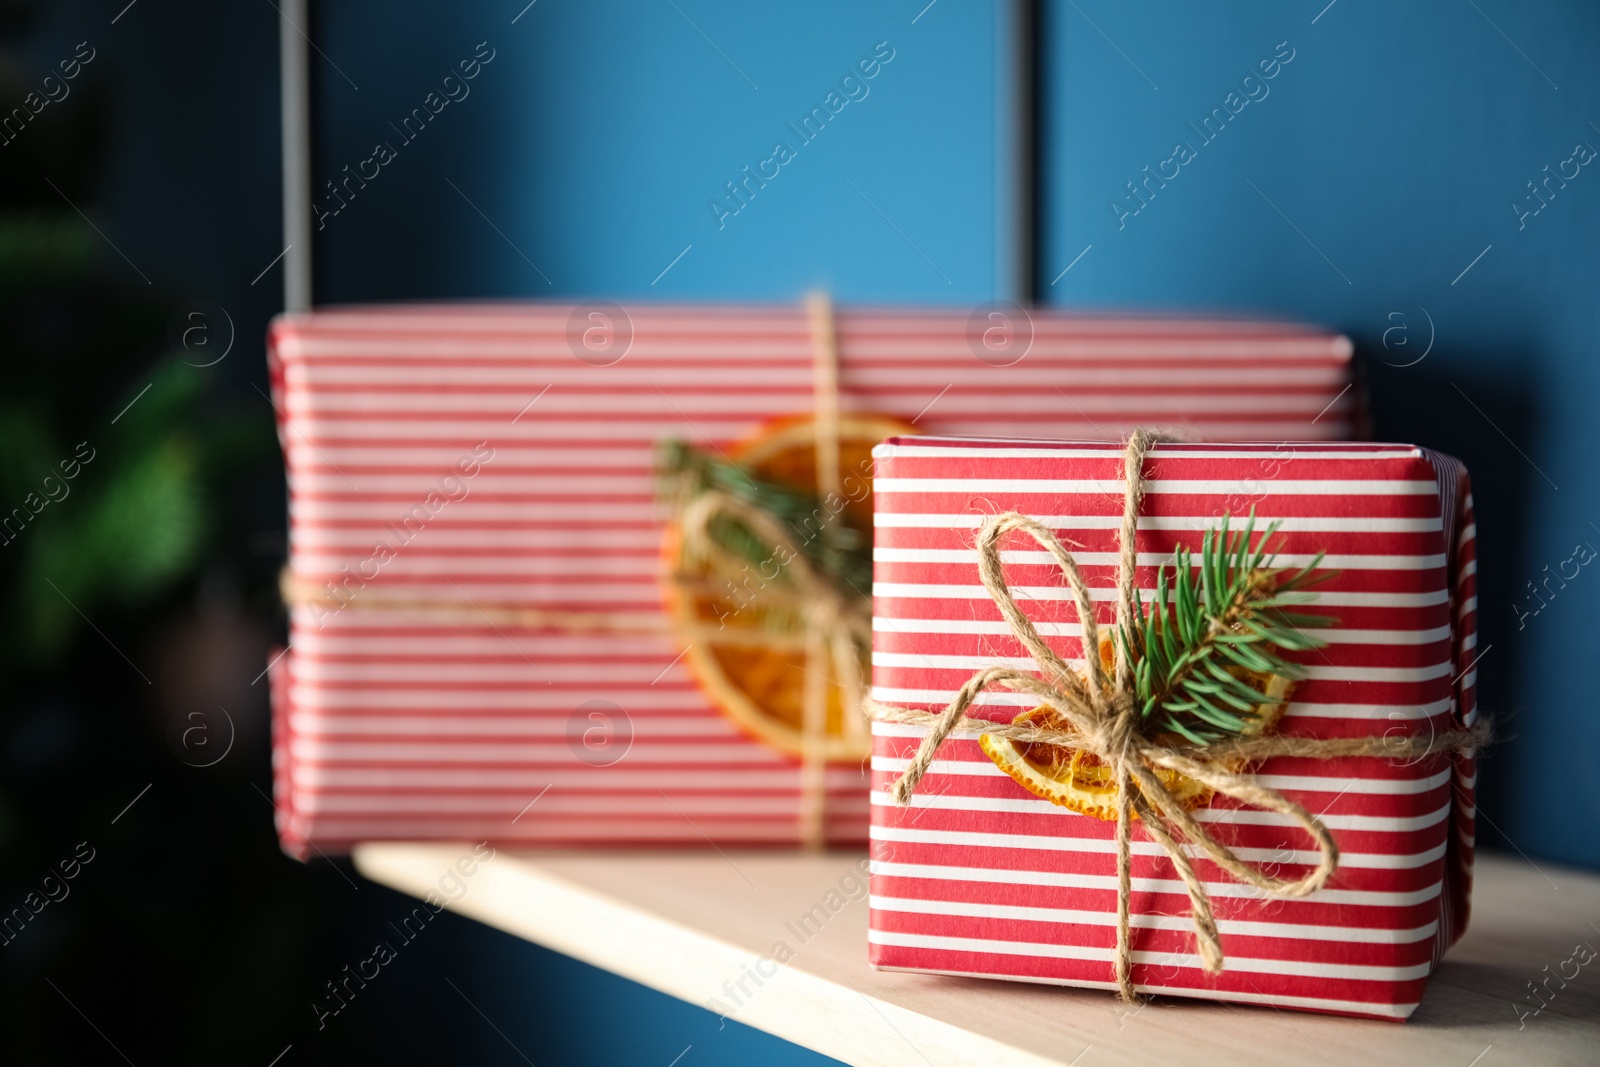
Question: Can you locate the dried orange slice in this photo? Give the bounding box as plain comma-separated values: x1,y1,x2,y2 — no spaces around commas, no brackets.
979,636,1294,819
661,412,913,761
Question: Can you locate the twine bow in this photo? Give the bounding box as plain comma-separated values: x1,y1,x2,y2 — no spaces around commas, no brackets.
665,294,873,848
865,429,1489,1001
667,472,871,848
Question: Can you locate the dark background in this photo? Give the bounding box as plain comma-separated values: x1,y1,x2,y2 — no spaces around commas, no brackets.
1,2,1595,1065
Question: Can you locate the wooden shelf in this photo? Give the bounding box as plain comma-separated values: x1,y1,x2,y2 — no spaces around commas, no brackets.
353,846,1599,1067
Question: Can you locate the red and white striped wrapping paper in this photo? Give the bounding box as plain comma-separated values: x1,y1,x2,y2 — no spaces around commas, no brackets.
266,303,1357,856
868,437,1477,1020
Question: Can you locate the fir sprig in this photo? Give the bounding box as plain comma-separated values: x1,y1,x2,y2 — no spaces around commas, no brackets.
1114,511,1335,746
659,439,872,598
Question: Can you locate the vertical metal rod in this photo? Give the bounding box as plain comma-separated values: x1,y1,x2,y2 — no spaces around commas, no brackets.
279,0,313,311
998,0,1037,303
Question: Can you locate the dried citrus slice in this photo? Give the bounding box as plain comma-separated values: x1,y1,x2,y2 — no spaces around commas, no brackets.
979,636,1294,819
661,412,914,761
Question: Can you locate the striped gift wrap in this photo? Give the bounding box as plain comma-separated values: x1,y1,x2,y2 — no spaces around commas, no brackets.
868,437,1477,1019
265,304,1357,855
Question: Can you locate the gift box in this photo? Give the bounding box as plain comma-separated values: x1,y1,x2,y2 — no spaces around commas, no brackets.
265,303,1359,856
867,436,1478,1020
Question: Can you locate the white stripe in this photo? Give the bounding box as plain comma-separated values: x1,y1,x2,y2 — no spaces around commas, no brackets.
874,583,1449,608
284,418,1352,442
1200,800,1449,831
872,616,1453,647
873,547,1446,571
1297,699,1453,720
291,528,662,550
874,447,1412,461
290,740,772,763
293,767,860,790
866,961,1417,1018
869,824,1448,870
879,435,1382,451
300,793,856,815
869,859,1442,907
870,686,1457,715
284,329,1350,350
286,392,1346,416
868,894,1439,944
282,337,1352,359
300,818,846,841
290,580,664,602
870,651,1456,683
288,713,737,737
1294,699,1452,720
289,473,658,493
288,393,821,415
867,929,1433,982
293,661,691,684
286,365,1347,389
875,478,1438,496
281,320,1348,342
278,307,1339,333
868,754,1454,796
868,790,1452,833
285,445,655,466
286,630,675,652
280,418,788,439
866,698,1453,728
290,501,663,523
875,512,1443,533
932,422,1356,438
288,684,707,711
292,553,659,577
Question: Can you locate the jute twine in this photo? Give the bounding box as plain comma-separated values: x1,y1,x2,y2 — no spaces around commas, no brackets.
283,294,867,851
663,293,867,848
863,429,1490,1002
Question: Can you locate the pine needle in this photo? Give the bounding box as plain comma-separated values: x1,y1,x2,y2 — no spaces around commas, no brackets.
659,439,872,599
1120,510,1336,745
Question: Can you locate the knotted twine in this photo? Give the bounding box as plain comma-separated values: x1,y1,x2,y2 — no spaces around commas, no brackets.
863,429,1490,1002
663,293,868,848
283,293,869,851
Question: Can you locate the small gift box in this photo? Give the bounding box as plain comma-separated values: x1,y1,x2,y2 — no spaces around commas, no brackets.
265,302,1358,856
867,435,1480,1019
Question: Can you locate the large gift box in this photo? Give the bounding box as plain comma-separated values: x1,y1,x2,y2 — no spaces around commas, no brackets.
867,436,1478,1019
265,303,1359,855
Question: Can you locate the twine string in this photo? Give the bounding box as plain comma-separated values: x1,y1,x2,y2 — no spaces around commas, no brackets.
284,294,866,852
864,431,1487,1002
669,294,859,849
802,292,844,849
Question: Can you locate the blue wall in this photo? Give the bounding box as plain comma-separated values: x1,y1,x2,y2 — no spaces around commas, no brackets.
315,0,1013,303
1041,0,1600,871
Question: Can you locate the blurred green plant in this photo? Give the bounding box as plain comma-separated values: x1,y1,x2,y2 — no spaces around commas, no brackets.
5,362,204,657
0,210,272,672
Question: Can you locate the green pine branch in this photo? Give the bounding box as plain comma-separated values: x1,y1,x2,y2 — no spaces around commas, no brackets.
1115,511,1336,746
659,439,872,600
